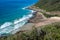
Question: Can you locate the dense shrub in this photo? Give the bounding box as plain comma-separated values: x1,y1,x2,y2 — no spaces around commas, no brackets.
0,22,60,40
20,22,60,40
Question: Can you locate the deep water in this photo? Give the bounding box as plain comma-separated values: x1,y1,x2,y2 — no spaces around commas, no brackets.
0,0,38,36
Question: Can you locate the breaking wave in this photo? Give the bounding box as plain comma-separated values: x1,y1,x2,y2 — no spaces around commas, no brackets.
0,11,34,35
0,0,39,36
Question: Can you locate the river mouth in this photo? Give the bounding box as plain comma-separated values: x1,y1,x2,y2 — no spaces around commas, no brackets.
0,0,38,36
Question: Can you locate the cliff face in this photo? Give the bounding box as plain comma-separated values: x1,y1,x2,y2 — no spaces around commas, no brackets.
35,0,60,11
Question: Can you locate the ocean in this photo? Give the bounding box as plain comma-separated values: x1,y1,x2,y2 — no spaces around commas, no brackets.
0,0,38,35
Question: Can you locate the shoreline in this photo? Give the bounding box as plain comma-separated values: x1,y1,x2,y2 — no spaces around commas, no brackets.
2,0,39,36
0,6,36,36
11,10,37,34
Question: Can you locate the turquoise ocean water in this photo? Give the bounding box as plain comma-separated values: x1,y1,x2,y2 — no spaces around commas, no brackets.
0,0,38,36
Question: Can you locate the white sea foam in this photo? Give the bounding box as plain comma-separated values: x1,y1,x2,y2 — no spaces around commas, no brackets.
0,4,35,35
0,1,36,35
14,14,33,24
0,22,12,29
0,13,33,35
22,3,35,10
22,7,28,10
13,14,33,30
30,10,36,13
0,0,39,36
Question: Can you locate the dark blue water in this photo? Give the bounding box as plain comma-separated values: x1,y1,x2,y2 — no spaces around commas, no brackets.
0,0,38,35
0,0,38,25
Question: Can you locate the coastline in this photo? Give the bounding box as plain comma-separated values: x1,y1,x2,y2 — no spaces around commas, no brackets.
18,6,60,31
11,10,37,34
0,0,60,39
11,6,47,34
10,3,42,34
0,0,39,36
0,6,36,36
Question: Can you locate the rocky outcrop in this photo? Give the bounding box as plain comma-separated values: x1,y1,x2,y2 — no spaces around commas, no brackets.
28,12,46,23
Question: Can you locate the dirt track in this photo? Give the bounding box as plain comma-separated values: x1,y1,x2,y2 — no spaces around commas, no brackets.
19,17,60,31
35,17,60,27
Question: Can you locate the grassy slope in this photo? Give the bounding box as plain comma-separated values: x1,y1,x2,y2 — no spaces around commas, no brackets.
35,0,60,11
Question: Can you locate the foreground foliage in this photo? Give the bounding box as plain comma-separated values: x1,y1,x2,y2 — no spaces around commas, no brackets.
0,22,60,40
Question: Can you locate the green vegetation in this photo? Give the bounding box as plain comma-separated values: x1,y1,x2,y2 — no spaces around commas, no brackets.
42,12,59,18
35,0,60,11
20,22,60,40
43,13,58,18
0,22,60,40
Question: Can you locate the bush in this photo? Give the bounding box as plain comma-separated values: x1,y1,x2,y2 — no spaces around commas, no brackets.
0,22,60,40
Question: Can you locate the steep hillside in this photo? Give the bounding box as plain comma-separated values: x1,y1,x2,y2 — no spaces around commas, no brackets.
35,0,60,11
